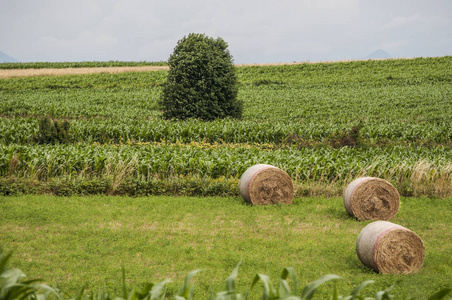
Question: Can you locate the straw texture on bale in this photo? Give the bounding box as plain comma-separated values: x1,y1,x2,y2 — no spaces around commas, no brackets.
356,221,425,274
239,164,293,205
344,177,400,220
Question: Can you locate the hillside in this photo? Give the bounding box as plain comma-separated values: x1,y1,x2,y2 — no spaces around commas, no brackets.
365,49,392,59
0,50,18,63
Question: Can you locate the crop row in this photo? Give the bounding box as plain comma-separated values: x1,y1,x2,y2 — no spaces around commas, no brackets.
1,67,450,131
1,73,450,123
236,56,452,85
1,117,451,145
1,57,451,148
2,143,451,182
1,83,449,134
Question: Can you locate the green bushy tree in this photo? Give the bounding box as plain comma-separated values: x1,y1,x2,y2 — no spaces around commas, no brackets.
159,33,242,120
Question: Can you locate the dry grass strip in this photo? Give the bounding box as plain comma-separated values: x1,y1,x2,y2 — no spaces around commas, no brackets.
0,66,169,79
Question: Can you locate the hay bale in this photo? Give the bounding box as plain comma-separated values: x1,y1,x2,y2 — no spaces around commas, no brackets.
356,221,425,274
344,177,400,220
239,164,293,205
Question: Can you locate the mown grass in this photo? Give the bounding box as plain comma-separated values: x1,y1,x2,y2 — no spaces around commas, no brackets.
1,195,450,299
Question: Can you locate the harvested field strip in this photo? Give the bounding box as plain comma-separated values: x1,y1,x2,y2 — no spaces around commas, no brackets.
0,66,169,79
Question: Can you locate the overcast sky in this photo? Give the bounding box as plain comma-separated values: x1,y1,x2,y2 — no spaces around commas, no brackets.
1,0,451,63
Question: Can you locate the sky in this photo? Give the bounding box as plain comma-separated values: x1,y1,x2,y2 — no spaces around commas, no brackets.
1,0,451,63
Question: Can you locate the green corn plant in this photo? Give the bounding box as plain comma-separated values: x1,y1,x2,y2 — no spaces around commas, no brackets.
115,267,169,300
66,286,85,300
0,250,38,300
278,268,298,299
300,274,342,300
427,288,452,300
375,283,395,300
0,247,60,300
211,263,246,300
330,279,374,300
249,267,340,300
175,270,202,300
250,273,278,300
1,249,451,300
330,281,451,300
66,267,170,300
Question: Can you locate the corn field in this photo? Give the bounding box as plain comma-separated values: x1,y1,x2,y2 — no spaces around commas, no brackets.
1,57,451,196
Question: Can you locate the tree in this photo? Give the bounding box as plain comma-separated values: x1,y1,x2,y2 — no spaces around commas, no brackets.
159,33,242,120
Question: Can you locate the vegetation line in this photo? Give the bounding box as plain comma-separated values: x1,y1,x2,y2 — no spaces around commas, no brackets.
0,56,433,78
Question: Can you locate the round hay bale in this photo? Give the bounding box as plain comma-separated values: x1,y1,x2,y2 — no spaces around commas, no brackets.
356,221,425,274
344,177,400,221
239,164,293,205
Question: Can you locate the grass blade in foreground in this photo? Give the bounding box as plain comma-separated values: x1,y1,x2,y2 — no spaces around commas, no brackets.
300,274,342,300
1,246,451,300
176,270,202,300
427,288,452,300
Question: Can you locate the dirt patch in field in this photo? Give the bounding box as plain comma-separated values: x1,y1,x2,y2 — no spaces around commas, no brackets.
0,66,170,79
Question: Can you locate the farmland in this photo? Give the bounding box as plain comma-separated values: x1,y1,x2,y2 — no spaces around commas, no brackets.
0,57,451,299
0,57,452,196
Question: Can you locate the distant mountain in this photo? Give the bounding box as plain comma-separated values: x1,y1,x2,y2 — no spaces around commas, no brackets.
365,49,392,60
0,50,19,63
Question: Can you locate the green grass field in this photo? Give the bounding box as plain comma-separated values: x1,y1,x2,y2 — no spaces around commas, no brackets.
0,195,451,299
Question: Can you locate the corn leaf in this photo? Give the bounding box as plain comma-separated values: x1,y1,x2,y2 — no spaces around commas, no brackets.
301,274,342,300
